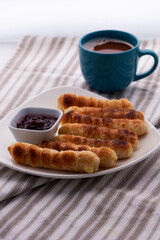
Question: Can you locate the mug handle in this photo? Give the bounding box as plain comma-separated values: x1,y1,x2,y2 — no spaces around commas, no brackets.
134,49,159,81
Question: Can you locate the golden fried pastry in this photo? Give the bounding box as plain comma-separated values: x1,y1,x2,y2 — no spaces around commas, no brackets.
58,123,138,147
61,111,147,136
64,106,144,120
57,94,134,112
38,141,117,168
8,142,100,173
53,135,133,159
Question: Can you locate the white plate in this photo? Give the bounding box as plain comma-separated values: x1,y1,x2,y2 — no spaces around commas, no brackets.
1,86,160,179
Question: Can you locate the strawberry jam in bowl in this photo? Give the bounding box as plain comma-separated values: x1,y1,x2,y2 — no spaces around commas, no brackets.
17,114,58,131
8,107,63,145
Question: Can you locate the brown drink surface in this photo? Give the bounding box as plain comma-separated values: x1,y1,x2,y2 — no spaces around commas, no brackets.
83,38,132,53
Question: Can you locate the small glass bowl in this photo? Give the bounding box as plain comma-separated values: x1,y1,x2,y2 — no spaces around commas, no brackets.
8,107,63,145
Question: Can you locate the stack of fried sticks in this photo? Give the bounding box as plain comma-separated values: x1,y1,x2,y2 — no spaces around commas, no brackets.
8,94,148,174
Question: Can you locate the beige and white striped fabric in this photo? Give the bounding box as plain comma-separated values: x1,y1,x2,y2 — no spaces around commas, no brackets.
0,36,160,240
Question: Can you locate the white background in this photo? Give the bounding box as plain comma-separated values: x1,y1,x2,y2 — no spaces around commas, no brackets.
0,0,160,68
0,0,160,42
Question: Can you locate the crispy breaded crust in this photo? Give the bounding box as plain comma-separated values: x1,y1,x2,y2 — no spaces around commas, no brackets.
57,94,134,112
38,141,117,168
61,111,147,136
64,106,144,120
53,135,133,159
8,142,100,173
58,123,138,147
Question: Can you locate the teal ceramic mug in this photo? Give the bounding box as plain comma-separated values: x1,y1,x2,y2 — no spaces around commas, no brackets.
79,30,158,92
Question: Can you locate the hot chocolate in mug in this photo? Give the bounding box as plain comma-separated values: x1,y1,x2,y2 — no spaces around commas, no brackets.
79,30,158,92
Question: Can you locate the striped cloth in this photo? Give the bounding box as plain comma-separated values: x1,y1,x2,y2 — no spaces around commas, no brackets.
0,36,160,240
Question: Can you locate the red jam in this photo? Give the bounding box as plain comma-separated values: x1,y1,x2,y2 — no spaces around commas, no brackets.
17,114,58,131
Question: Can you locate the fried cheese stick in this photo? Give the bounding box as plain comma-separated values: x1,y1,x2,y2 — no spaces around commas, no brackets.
58,123,138,147
8,142,100,173
61,111,147,136
64,106,144,120
38,141,117,168
57,94,134,112
53,135,133,159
